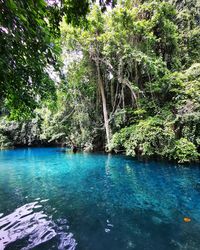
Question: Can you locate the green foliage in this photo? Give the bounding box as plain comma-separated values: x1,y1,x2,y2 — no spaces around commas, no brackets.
0,0,199,163
54,1,200,161
35,59,101,148
172,138,199,163
110,117,199,163
62,0,90,26
171,64,200,148
110,61,200,163
110,116,175,158
174,0,200,67
0,0,59,118
0,0,94,119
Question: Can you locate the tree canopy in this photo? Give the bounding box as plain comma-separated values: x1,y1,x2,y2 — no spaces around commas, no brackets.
0,0,94,118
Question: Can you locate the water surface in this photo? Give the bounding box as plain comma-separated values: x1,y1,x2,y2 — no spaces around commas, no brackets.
0,148,200,249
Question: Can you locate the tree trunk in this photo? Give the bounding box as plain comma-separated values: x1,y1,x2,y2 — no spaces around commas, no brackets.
95,59,111,146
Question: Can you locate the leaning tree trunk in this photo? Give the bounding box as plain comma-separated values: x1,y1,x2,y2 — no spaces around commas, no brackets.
95,58,111,146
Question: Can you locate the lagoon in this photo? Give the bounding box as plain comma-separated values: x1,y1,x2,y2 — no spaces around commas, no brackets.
0,148,200,249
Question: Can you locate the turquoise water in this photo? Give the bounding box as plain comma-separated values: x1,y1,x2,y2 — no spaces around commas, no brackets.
0,148,200,249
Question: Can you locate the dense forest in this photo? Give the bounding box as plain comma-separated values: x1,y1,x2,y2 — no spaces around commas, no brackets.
0,0,200,163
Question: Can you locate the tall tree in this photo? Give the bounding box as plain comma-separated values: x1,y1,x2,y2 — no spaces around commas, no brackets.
0,0,92,119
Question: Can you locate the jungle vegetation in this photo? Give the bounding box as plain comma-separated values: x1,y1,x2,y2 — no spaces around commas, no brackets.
0,0,200,163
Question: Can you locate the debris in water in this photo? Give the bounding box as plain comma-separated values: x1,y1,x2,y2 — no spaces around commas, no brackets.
183,217,191,222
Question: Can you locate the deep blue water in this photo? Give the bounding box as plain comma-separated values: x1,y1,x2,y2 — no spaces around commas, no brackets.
0,148,200,250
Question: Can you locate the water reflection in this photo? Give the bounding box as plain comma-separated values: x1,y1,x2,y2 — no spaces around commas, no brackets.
0,201,76,250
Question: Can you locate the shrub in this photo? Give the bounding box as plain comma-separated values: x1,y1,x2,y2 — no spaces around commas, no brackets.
110,116,175,158
172,138,199,163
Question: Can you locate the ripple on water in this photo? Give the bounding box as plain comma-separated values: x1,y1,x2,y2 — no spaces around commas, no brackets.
0,201,77,250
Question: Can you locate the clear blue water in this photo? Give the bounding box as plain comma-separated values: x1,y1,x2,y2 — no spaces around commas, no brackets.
0,148,200,250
